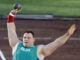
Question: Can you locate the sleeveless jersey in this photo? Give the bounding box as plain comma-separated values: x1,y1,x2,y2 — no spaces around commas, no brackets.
13,43,39,60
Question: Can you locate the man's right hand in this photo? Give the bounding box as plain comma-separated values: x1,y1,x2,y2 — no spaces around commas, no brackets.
10,9,21,15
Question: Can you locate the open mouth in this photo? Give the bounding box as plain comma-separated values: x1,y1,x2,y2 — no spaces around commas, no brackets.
23,41,28,43
25,42,28,43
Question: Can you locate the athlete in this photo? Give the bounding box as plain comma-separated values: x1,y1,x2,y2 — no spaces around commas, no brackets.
7,9,76,60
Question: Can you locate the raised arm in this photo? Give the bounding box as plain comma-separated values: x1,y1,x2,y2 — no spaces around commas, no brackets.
40,24,76,56
7,9,21,48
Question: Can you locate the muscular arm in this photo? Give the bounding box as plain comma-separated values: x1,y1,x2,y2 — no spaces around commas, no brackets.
7,10,21,48
40,24,76,56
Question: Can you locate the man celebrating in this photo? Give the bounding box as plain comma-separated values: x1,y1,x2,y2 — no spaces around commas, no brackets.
7,5,76,60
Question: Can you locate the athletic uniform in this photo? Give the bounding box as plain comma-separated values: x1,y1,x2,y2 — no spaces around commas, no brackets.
13,43,39,60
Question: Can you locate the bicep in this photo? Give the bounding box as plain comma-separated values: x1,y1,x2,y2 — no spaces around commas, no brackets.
7,23,20,48
41,42,59,56
8,31,20,48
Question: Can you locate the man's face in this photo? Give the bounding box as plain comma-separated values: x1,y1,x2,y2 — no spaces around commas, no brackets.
23,33,35,47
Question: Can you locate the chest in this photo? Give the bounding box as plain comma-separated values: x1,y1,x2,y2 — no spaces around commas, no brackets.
14,46,37,60
17,47,37,55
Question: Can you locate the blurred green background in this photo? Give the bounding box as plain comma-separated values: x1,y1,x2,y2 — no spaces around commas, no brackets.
0,0,80,17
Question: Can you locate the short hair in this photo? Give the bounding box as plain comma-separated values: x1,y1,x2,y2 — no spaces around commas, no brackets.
24,31,34,37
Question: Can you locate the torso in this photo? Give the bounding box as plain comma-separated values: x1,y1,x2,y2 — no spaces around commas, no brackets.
12,43,45,60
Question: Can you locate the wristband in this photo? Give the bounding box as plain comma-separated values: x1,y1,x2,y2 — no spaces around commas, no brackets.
7,12,15,23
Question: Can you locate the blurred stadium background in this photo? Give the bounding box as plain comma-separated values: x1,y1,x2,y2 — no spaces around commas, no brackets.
0,0,80,60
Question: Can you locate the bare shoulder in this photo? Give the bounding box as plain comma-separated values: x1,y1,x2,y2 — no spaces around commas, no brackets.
37,45,45,60
12,40,22,49
37,45,45,55
37,45,44,51
12,41,22,55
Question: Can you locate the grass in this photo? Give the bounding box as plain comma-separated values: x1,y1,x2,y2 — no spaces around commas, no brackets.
0,0,80,17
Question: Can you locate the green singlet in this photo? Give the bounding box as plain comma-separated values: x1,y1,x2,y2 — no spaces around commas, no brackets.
13,43,39,60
